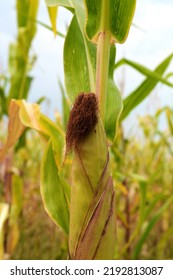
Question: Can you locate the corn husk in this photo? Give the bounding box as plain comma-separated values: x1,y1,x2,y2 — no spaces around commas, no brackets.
67,93,116,260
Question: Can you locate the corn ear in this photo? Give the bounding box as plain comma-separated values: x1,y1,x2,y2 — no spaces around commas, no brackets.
67,93,116,259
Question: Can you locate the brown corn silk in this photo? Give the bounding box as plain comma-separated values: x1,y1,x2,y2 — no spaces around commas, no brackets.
66,93,116,260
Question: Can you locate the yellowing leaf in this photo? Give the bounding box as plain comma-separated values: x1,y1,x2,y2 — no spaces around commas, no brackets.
47,6,58,36
0,100,64,166
0,203,9,260
17,100,64,165
0,101,25,162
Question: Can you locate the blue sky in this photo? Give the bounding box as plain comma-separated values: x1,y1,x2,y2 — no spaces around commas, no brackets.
0,0,173,136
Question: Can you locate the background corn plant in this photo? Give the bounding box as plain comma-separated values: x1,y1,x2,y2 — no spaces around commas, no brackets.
0,0,64,260
0,0,40,259
0,0,173,259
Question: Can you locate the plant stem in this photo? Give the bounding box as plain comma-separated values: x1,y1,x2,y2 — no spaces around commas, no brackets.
96,31,110,121
95,0,111,121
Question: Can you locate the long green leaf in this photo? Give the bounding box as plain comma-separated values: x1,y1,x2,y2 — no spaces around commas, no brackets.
46,1,96,98
34,18,65,37
115,58,173,87
58,80,71,129
17,7,65,37
143,194,163,221
121,53,173,120
41,140,70,235
106,46,123,141
46,0,97,93
64,15,96,101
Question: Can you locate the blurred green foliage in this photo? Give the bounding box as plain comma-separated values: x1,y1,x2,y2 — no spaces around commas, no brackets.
0,0,39,119
111,108,173,259
1,105,172,259
0,128,68,260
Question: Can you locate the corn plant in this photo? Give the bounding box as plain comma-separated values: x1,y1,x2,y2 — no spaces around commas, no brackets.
0,0,40,259
1,0,173,260
112,107,173,259
0,0,40,118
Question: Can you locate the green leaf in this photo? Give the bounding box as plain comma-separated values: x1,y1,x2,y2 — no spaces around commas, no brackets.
64,15,96,102
115,58,173,87
84,0,136,44
34,17,65,38
121,53,173,120
106,46,123,141
133,194,173,259
41,141,70,235
8,0,39,101
22,76,33,100
0,88,7,118
143,194,163,221
46,1,96,96
58,80,71,129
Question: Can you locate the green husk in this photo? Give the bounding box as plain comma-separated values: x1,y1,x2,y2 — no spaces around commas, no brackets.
69,117,116,260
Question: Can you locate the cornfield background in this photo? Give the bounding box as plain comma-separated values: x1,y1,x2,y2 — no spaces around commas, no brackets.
0,0,173,260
